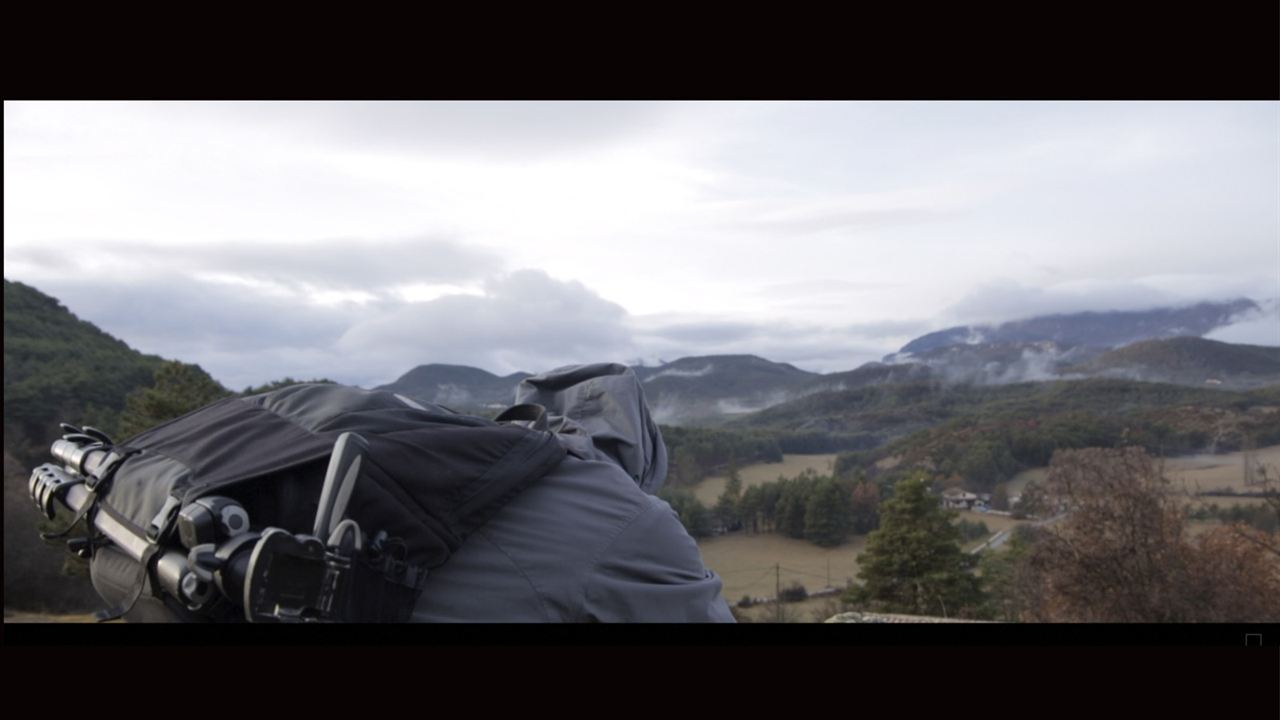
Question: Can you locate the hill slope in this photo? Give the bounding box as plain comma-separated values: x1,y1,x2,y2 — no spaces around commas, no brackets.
4,279,167,462
895,299,1257,357
376,364,532,410
1065,337,1280,389
638,355,818,423
3,279,172,612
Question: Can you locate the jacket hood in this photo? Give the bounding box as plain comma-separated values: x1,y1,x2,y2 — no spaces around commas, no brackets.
514,363,669,494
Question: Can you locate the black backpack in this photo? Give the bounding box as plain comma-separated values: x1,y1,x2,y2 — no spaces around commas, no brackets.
30,383,565,622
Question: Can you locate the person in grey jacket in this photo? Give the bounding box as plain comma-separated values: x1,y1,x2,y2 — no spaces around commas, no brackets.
411,363,736,622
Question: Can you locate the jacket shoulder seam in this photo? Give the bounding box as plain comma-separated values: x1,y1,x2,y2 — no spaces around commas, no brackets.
475,526,555,622
577,498,663,622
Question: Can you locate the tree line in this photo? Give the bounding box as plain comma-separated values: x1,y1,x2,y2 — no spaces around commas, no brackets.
660,467,883,548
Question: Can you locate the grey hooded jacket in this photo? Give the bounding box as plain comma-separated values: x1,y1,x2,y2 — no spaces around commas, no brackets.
411,363,735,622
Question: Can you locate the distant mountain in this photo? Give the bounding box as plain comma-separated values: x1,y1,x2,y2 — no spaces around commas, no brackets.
732,376,1280,461
1064,337,1280,389
379,300,1274,425
897,341,1103,385
893,299,1258,358
379,355,822,423
803,360,935,394
637,355,819,423
375,364,532,410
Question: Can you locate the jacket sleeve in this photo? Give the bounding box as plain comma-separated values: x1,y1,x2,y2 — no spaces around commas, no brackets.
581,496,736,622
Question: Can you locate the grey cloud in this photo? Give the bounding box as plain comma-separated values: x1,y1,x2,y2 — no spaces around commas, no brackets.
8,236,501,292
35,277,367,389
945,280,1179,326
641,321,762,344
337,270,636,382
754,278,902,300
841,319,932,339
189,102,673,161
737,206,950,236
1205,298,1280,346
945,278,1276,329
634,319,894,373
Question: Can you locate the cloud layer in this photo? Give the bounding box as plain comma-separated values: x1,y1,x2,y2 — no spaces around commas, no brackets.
5,102,1276,387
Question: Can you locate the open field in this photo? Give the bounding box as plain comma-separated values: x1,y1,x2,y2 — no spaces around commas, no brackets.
954,509,1026,534
1177,494,1272,509
1002,446,1280,498
1003,468,1046,497
4,610,96,623
691,453,838,505
1163,445,1280,494
697,532,868,604
735,594,854,623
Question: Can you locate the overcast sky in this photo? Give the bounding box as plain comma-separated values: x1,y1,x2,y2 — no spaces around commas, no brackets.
5,101,1278,389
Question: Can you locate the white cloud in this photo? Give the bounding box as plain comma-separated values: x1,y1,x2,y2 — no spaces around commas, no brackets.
1205,299,1280,346
335,269,636,382
5,100,1277,383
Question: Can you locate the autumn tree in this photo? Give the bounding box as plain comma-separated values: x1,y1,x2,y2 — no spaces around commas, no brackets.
850,480,881,534
1018,447,1280,622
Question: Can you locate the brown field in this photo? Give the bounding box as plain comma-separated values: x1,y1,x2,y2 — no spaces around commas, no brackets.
697,532,868,604
953,509,1031,551
1003,468,1047,497
691,453,838,505
3,611,96,623
736,594,854,623
1001,446,1280,498
1177,495,1272,509
1163,445,1280,494
953,509,1026,534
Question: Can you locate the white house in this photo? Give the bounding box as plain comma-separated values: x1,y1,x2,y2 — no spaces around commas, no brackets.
942,488,980,510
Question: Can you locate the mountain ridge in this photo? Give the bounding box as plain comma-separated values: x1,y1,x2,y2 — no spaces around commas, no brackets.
893,299,1258,358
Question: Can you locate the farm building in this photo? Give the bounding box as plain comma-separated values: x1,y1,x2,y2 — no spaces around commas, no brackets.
942,488,981,510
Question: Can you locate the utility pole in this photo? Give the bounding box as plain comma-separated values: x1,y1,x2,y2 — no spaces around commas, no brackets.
775,563,781,623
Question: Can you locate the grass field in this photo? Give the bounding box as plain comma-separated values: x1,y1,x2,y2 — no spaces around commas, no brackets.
1163,445,1280,494
691,453,837,505
1001,446,1280,498
3,610,96,623
697,532,868,604
735,594,854,623
1003,468,1046,497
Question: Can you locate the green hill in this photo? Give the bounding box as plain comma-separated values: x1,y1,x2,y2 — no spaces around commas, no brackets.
3,279,170,464
732,376,1280,491
2,279,229,612
1065,337,1280,388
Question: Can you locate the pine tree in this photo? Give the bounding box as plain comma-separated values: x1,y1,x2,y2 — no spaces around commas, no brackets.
804,478,851,547
846,473,984,618
117,361,233,438
777,480,808,539
714,465,745,532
